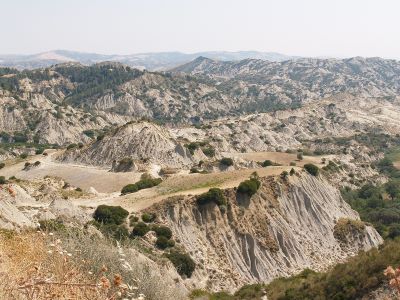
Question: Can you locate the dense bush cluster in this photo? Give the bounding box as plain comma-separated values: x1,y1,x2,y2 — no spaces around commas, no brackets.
303,163,319,176
196,188,226,206
265,239,400,300
91,205,130,240
237,173,261,197
261,160,273,167
165,250,196,278
121,174,162,195
141,212,156,223
93,205,129,225
131,222,150,237
0,176,7,184
220,157,234,167
193,283,268,300
54,64,143,106
342,181,400,239
152,225,172,239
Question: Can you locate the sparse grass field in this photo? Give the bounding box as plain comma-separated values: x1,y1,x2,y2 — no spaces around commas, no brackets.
234,151,331,167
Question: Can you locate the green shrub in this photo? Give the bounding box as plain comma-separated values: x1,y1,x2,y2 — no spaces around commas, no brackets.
237,175,261,197
220,157,234,167
121,184,138,195
83,129,96,138
280,171,289,179
129,215,139,226
385,180,400,200
75,187,82,192
141,213,156,223
20,153,28,159
152,225,172,239
185,142,199,154
93,205,129,225
196,188,226,206
121,176,162,195
234,283,268,300
304,163,319,176
35,148,44,155
262,160,273,167
34,161,41,166
131,222,149,237
297,152,303,160
0,176,7,184
265,239,400,300
67,143,77,150
135,177,162,190
289,162,296,166
202,146,216,157
166,250,196,278
289,168,295,176
0,162,5,169
388,224,400,239
155,236,175,249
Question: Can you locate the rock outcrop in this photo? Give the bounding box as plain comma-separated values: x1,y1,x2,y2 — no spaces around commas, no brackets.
150,173,382,292
59,121,197,168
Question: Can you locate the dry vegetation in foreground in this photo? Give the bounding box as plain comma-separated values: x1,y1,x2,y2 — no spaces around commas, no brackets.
0,229,186,300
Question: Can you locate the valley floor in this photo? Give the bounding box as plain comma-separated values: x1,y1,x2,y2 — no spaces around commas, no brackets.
0,149,329,212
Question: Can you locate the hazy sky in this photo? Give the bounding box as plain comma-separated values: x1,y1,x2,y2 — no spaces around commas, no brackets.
1,0,399,58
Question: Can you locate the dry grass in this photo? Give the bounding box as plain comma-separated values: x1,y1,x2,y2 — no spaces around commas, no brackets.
234,151,331,167
0,229,186,300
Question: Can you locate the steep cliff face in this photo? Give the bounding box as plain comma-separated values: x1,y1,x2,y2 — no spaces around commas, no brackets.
150,173,382,292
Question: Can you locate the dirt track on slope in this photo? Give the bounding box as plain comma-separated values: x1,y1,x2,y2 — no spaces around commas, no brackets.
0,150,332,212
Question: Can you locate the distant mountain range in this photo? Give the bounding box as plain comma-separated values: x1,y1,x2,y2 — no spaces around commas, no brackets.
0,50,300,70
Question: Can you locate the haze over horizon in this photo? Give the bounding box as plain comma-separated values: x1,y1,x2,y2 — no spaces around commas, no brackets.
1,0,400,60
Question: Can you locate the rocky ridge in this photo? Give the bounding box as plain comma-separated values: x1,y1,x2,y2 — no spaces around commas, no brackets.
148,173,382,292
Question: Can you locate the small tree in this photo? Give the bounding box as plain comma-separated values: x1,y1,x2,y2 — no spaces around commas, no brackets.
304,164,319,176
197,188,226,206
262,160,273,167
220,157,234,167
131,222,149,237
156,236,175,249
141,213,156,223
152,225,173,239
121,184,138,195
93,205,129,225
166,250,196,278
297,152,303,161
237,174,261,197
